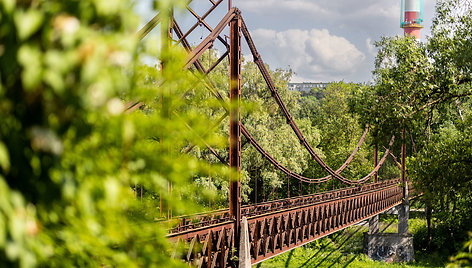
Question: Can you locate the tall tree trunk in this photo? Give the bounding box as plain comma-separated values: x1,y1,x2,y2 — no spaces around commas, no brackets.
426,201,432,249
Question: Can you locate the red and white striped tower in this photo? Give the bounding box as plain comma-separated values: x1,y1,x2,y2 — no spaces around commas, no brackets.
401,0,424,40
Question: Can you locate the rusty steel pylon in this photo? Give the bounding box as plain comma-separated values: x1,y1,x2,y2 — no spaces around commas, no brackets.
228,7,242,258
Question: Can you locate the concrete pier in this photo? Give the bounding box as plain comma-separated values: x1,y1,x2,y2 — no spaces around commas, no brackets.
368,215,379,234
364,202,414,263
398,200,410,235
239,217,251,268
363,231,414,263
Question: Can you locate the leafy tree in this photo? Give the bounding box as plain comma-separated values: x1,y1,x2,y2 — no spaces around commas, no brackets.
0,0,225,266
448,232,472,267
310,82,372,180
409,112,472,252
349,0,472,257
349,36,431,140
239,60,321,202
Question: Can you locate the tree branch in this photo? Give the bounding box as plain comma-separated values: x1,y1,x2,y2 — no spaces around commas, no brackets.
407,92,472,117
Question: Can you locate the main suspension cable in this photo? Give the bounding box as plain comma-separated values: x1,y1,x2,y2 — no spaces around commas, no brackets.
240,16,394,185
242,123,394,184
173,10,395,186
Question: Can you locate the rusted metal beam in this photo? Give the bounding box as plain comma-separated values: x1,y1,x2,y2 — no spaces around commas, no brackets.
137,0,194,40
172,19,230,165
383,146,402,170
173,19,228,108
186,5,229,48
177,112,227,165
137,13,160,41
229,10,242,262
166,179,403,235
167,180,414,266
174,0,224,46
409,129,417,155
183,112,228,154
206,50,229,74
185,8,236,69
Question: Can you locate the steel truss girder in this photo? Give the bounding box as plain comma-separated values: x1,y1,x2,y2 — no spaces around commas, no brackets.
168,181,414,266
166,179,409,234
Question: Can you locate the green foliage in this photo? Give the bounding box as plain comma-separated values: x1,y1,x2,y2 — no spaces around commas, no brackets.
0,0,225,266
349,1,472,138
409,118,472,254
349,0,472,263
239,61,321,202
308,82,372,181
448,232,472,268
348,35,433,142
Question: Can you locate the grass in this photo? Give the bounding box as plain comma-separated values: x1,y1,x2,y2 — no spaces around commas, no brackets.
254,215,448,268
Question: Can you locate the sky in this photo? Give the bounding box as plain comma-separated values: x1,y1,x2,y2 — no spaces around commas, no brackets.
136,0,437,83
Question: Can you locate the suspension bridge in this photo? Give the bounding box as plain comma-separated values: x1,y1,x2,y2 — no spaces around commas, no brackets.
138,1,418,266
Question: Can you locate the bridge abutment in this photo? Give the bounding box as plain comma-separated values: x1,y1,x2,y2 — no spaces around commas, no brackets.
364,202,414,263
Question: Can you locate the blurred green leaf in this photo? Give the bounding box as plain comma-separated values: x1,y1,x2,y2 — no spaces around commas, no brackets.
14,9,44,41
0,142,9,173
17,44,42,90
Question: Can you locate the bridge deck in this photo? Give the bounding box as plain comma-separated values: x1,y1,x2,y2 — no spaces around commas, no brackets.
165,179,412,267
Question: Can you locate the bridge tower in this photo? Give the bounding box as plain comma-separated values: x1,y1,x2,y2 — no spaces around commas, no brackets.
401,0,424,40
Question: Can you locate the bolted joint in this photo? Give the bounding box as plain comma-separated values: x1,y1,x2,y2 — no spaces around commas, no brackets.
253,53,261,63
233,7,241,17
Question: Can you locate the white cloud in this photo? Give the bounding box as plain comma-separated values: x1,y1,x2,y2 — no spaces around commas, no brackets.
165,0,434,82
350,1,400,20
366,38,376,56
239,0,331,16
250,28,365,81
239,0,399,21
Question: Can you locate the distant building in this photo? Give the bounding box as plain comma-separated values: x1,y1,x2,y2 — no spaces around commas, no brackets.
288,82,329,92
